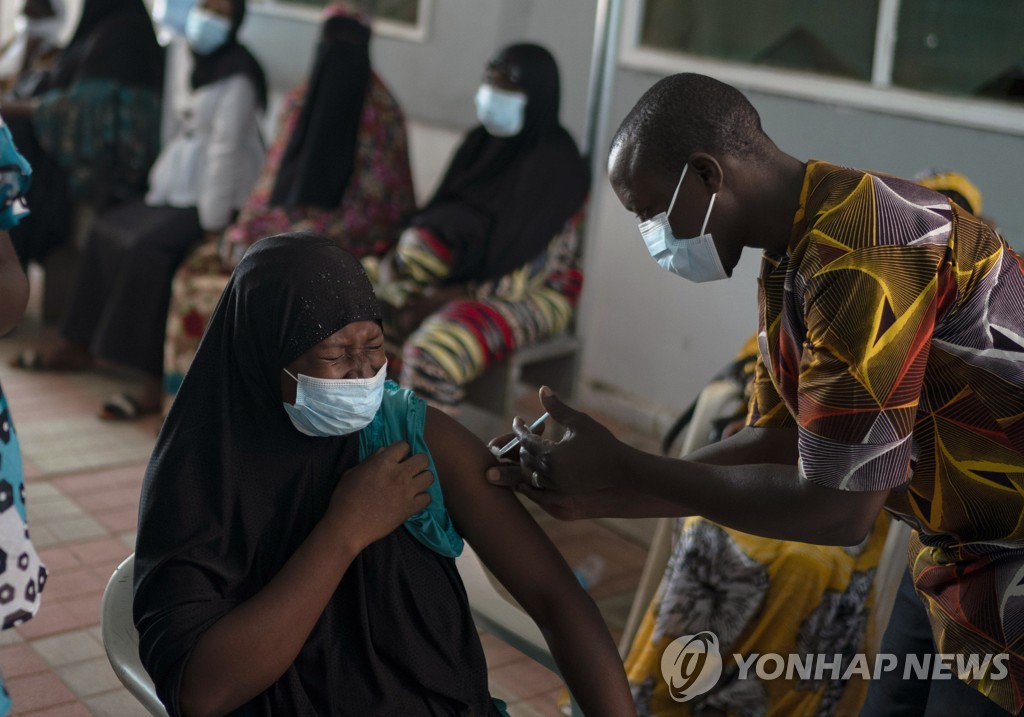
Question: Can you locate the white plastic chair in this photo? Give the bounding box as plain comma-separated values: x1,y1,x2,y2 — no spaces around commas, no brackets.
100,555,170,717
869,519,913,653
457,546,587,715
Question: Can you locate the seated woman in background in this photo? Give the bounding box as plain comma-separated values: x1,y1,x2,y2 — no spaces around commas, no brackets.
3,0,164,266
162,3,414,402
366,43,589,409
133,233,636,717
13,0,267,421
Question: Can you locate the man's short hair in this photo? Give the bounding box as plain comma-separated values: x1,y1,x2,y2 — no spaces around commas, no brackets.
612,73,771,179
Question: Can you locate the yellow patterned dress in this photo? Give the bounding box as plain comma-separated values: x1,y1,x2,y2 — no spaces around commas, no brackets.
624,336,890,717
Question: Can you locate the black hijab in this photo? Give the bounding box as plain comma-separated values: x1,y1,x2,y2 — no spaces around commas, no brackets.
190,0,268,111
269,15,372,209
411,43,590,283
47,0,163,91
133,234,379,710
133,233,500,716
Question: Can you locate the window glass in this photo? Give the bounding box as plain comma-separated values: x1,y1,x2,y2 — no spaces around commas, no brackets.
639,0,879,81
892,0,1024,103
279,0,419,25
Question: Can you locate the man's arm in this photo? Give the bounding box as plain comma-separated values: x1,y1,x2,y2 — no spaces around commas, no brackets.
493,390,888,546
622,430,889,545
425,408,637,717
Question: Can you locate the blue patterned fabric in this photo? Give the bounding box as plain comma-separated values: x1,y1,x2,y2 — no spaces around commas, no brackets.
33,79,161,205
0,385,46,716
0,119,31,230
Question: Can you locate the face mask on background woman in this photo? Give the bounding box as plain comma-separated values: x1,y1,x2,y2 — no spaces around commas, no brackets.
474,84,527,137
185,6,231,54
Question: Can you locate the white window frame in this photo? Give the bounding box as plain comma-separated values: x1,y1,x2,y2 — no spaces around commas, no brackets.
254,0,432,43
618,0,1024,137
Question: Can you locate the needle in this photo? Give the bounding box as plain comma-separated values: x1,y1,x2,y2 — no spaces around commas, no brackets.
495,412,550,457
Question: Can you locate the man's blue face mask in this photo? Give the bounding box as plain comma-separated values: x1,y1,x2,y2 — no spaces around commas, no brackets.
638,163,727,283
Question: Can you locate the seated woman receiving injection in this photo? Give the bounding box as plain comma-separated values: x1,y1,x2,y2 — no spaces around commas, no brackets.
132,233,635,717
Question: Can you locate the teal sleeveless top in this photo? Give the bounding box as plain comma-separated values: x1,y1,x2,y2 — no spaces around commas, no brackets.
358,381,465,558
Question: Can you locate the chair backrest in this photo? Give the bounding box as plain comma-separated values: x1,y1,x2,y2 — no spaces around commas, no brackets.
455,545,556,671
869,519,913,653
100,555,170,717
455,543,584,716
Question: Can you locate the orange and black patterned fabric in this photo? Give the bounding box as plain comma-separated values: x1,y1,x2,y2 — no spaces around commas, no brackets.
748,160,1024,713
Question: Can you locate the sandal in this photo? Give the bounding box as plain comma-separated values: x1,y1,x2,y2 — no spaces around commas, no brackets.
10,348,43,370
9,346,92,372
99,392,158,422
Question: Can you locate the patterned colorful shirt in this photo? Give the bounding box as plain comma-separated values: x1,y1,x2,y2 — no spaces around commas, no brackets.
748,160,1024,712
221,72,415,263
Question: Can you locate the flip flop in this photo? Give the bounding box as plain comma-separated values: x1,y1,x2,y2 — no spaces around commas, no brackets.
10,348,43,370
99,392,155,422
9,348,92,372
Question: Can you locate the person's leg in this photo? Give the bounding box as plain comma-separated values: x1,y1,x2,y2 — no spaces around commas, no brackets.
859,569,935,716
162,242,229,408
51,203,149,366
400,298,512,409
10,201,148,370
89,206,202,415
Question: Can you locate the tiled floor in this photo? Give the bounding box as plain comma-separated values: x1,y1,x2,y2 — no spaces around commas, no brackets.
0,303,659,716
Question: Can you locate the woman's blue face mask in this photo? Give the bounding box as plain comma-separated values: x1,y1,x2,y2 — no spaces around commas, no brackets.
474,84,527,138
185,7,231,54
154,0,197,36
282,362,387,437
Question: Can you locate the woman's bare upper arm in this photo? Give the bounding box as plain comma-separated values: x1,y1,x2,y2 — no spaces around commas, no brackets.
423,407,581,619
